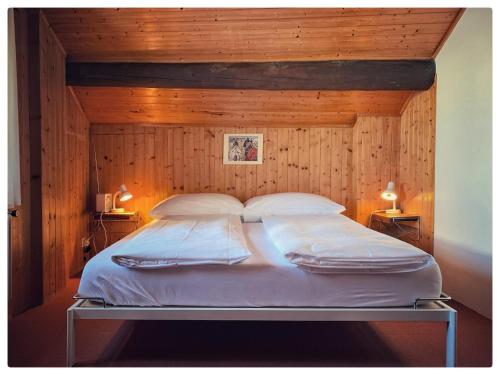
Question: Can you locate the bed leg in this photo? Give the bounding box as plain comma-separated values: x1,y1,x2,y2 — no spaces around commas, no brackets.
67,308,75,367
445,310,457,367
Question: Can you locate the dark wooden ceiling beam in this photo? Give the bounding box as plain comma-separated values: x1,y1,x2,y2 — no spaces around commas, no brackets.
66,60,435,90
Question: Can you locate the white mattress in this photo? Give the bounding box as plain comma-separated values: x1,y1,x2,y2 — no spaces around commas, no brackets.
77,223,442,307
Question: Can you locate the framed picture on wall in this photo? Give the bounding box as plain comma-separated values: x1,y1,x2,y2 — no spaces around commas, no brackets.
223,134,264,165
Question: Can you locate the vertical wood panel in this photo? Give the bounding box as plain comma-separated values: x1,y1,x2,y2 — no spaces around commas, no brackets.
399,84,436,253
287,128,299,192
173,127,184,193
352,116,401,225
298,128,310,193
330,129,343,204
245,127,257,201
319,128,332,198
277,128,289,192
341,128,354,217
90,124,359,223
255,127,267,196
90,108,435,251
38,14,90,299
265,128,278,195
63,88,89,278
309,128,321,194
214,128,225,193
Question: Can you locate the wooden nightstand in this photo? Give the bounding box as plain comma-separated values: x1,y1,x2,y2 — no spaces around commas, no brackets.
91,211,140,253
369,211,421,241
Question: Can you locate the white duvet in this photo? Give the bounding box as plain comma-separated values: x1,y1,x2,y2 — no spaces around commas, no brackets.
262,215,433,273
111,215,250,269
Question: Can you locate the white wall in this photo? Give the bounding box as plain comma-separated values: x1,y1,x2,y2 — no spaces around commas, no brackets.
435,8,492,318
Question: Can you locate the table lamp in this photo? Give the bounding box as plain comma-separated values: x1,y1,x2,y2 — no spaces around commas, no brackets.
381,181,401,214
112,184,133,213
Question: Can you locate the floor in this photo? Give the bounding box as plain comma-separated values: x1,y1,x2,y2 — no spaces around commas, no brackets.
9,277,492,367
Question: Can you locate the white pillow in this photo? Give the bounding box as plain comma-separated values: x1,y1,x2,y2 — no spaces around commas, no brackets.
243,193,345,221
149,193,244,219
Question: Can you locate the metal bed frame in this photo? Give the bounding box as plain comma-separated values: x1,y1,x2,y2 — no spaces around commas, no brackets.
67,294,457,367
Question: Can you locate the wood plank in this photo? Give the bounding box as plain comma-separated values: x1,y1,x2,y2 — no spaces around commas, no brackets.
255,127,267,196
319,128,332,198
287,128,299,192
330,129,343,204
214,128,225,193
309,128,321,195
341,128,353,217
265,128,278,194
67,60,435,90
173,127,184,192
245,127,258,201
277,128,289,192
298,128,310,193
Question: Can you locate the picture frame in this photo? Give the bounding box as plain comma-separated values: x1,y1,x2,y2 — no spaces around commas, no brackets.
223,133,264,165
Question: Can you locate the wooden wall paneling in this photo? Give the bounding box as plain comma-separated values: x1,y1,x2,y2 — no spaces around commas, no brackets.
90,123,366,221
201,127,215,192
214,128,225,194
133,131,150,217
153,126,171,204
194,127,203,193
399,84,436,253
224,127,236,195
173,127,184,193
182,127,193,193
36,13,91,299
352,116,400,224
389,117,401,192
255,127,267,195
40,14,65,297
90,109,436,239
309,128,321,195
298,128,310,193
287,128,299,192
265,128,278,195
277,128,289,192
341,128,354,217
319,128,332,198
426,85,436,252
64,88,90,277
330,129,343,205
234,128,246,201
144,131,157,216
245,127,257,200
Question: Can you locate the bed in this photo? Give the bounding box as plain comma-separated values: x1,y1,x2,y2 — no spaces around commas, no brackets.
67,193,456,367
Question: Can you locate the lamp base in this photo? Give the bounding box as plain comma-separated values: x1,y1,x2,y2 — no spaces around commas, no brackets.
111,208,125,213
385,208,402,215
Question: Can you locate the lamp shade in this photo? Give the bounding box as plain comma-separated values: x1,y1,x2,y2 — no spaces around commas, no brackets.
118,184,133,202
381,181,397,201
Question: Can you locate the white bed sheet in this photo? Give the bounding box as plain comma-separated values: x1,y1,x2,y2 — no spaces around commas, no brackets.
77,223,442,307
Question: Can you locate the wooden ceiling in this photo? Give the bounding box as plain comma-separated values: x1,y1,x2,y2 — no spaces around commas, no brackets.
43,8,462,62
72,87,412,126
44,8,461,126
